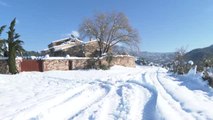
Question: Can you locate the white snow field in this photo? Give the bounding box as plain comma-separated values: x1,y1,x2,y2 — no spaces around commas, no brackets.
0,66,213,120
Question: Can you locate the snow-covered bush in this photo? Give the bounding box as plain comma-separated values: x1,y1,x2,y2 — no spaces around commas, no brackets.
202,67,213,87
173,60,193,75
188,60,194,66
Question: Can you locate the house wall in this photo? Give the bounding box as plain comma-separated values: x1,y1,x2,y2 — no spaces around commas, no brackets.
64,45,85,57
84,41,100,57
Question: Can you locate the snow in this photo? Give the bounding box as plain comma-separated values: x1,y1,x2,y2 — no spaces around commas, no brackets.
71,31,80,38
43,56,90,60
52,37,83,44
48,37,83,52
188,60,194,65
0,57,22,60
0,57,8,60
187,65,197,76
0,66,213,120
51,42,76,52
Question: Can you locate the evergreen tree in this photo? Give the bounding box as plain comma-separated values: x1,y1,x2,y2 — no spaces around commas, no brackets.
6,18,24,74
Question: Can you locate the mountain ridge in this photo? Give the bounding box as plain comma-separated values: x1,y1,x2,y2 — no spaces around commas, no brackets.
185,44,213,66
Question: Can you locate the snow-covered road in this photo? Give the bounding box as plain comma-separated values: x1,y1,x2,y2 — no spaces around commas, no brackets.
0,66,213,120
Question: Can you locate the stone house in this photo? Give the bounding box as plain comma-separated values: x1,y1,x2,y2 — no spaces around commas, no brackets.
0,37,136,73
42,37,110,57
42,37,83,56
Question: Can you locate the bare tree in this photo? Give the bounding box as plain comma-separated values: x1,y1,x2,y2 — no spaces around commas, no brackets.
79,12,140,57
173,47,187,74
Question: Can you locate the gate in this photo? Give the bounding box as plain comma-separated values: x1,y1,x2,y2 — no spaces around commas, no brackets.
21,60,43,72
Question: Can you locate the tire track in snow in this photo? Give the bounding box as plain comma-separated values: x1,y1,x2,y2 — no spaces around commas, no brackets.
113,84,132,120
68,79,152,120
68,80,125,120
4,75,84,120
127,80,158,120
69,83,118,120
13,82,109,120
146,69,195,120
157,71,213,120
68,81,111,120
12,84,90,120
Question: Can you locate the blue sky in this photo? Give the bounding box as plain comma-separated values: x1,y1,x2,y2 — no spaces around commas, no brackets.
0,0,213,52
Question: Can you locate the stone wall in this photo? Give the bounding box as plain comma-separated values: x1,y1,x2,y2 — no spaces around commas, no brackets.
41,56,135,71
43,60,69,71
0,56,136,73
111,56,135,67
0,60,9,74
101,55,136,68
72,59,90,69
0,59,22,74
16,59,22,72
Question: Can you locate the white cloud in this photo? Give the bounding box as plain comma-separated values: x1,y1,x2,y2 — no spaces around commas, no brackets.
0,1,9,7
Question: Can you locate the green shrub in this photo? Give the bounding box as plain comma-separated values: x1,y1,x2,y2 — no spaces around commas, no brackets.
99,64,110,70
86,58,97,69
202,71,213,88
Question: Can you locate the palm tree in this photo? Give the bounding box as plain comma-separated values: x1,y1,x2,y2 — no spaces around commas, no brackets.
0,25,6,55
6,18,24,74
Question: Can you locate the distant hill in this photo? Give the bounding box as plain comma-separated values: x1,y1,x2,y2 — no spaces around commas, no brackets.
138,51,175,65
112,45,175,65
185,44,213,66
17,51,43,57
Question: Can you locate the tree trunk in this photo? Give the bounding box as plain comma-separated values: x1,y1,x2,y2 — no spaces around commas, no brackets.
8,44,17,74
99,48,102,57
98,41,103,57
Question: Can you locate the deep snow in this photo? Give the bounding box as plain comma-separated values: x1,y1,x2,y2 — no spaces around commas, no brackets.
0,66,213,120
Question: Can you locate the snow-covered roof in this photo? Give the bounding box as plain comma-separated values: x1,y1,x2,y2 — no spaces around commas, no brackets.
51,41,82,51
42,57,91,60
84,39,98,44
53,44,75,51
84,39,107,44
51,37,69,43
52,37,83,44
44,38,107,52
